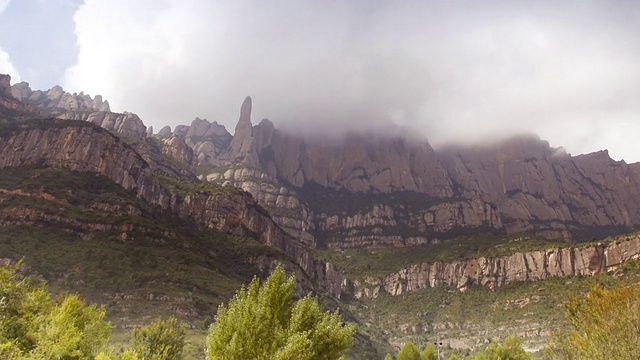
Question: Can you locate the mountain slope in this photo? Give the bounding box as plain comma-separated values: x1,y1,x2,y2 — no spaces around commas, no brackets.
171,96,640,246
5,73,640,357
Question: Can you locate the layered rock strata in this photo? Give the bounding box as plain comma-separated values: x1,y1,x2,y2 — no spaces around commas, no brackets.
0,119,342,298
176,98,640,243
350,233,640,298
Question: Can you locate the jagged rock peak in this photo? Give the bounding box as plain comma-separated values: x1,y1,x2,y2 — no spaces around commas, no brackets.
0,74,13,99
232,96,253,138
225,96,259,167
157,126,172,137
10,81,110,113
241,96,252,119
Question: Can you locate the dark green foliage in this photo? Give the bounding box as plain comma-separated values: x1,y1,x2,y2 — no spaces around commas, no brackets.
297,182,452,217
124,317,186,360
397,342,421,360
421,343,437,360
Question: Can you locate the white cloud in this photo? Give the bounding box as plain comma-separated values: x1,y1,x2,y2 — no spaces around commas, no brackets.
0,0,20,82
0,49,20,82
0,0,10,14
64,0,640,161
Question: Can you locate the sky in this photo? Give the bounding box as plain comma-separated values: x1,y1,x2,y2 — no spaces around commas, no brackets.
0,1,640,162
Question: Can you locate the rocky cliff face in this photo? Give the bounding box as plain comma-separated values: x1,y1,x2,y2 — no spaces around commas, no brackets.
0,117,342,298
206,166,316,246
4,74,640,300
11,81,146,140
0,75,34,115
172,98,640,245
170,117,232,164
350,233,640,298
439,138,640,239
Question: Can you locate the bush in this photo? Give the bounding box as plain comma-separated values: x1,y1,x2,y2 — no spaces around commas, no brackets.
206,266,355,360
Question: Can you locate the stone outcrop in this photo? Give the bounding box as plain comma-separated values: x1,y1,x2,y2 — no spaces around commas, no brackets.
0,118,342,298
0,74,12,99
221,96,260,167
10,81,147,140
174,118,232,164
350,233,640,298
11,82,110,113
60,111,147,139
0,120,169,207
160,135,197,174
0,75,33,114
206,166,316,246
315,199,502,249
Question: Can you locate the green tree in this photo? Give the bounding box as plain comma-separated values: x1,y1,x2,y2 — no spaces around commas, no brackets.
0,262,110,359
31,294,111,359
384,353,394,360
397,342,421,360
421,343,437,360
467,335,532,360
206,266,354,360
447,355,460,360
545,283,640,359
0,262,51,354
123,316,185,360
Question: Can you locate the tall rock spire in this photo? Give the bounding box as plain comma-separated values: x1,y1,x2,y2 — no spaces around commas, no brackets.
225,96,260,167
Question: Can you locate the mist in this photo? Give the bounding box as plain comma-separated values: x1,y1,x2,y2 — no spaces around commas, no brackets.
62,0,640,162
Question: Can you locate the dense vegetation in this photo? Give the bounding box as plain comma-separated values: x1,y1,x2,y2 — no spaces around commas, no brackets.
2,165,640,359
545,283,640,359
1,263,354,359
0,166,291,358
207,266,354,360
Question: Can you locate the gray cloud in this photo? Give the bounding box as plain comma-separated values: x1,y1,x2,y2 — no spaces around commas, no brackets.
63,0,640,162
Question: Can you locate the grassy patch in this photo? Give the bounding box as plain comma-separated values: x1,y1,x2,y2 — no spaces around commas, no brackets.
0,167,284,327
297,182,458,217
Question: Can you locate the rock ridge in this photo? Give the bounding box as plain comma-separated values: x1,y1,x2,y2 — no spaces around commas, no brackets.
0,118,342,297
349,233,640,298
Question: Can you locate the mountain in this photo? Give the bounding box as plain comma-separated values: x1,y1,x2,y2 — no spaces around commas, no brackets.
3,73,640,357
170,95,640,249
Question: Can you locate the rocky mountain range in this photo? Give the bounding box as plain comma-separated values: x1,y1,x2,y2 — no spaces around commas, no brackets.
3,73,640,356
157,94,640,249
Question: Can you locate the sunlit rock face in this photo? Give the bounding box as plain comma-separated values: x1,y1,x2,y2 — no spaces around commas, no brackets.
350,233,640,298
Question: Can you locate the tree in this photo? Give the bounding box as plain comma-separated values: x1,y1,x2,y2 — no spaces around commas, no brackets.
421,343,438,360
545,283,640,359
397,342,421,360
385,353,394,360
467,335,532,360
0,262,110,359
31,294,111,359
0,262,51,354
123,316,185,360
206,266,354,360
